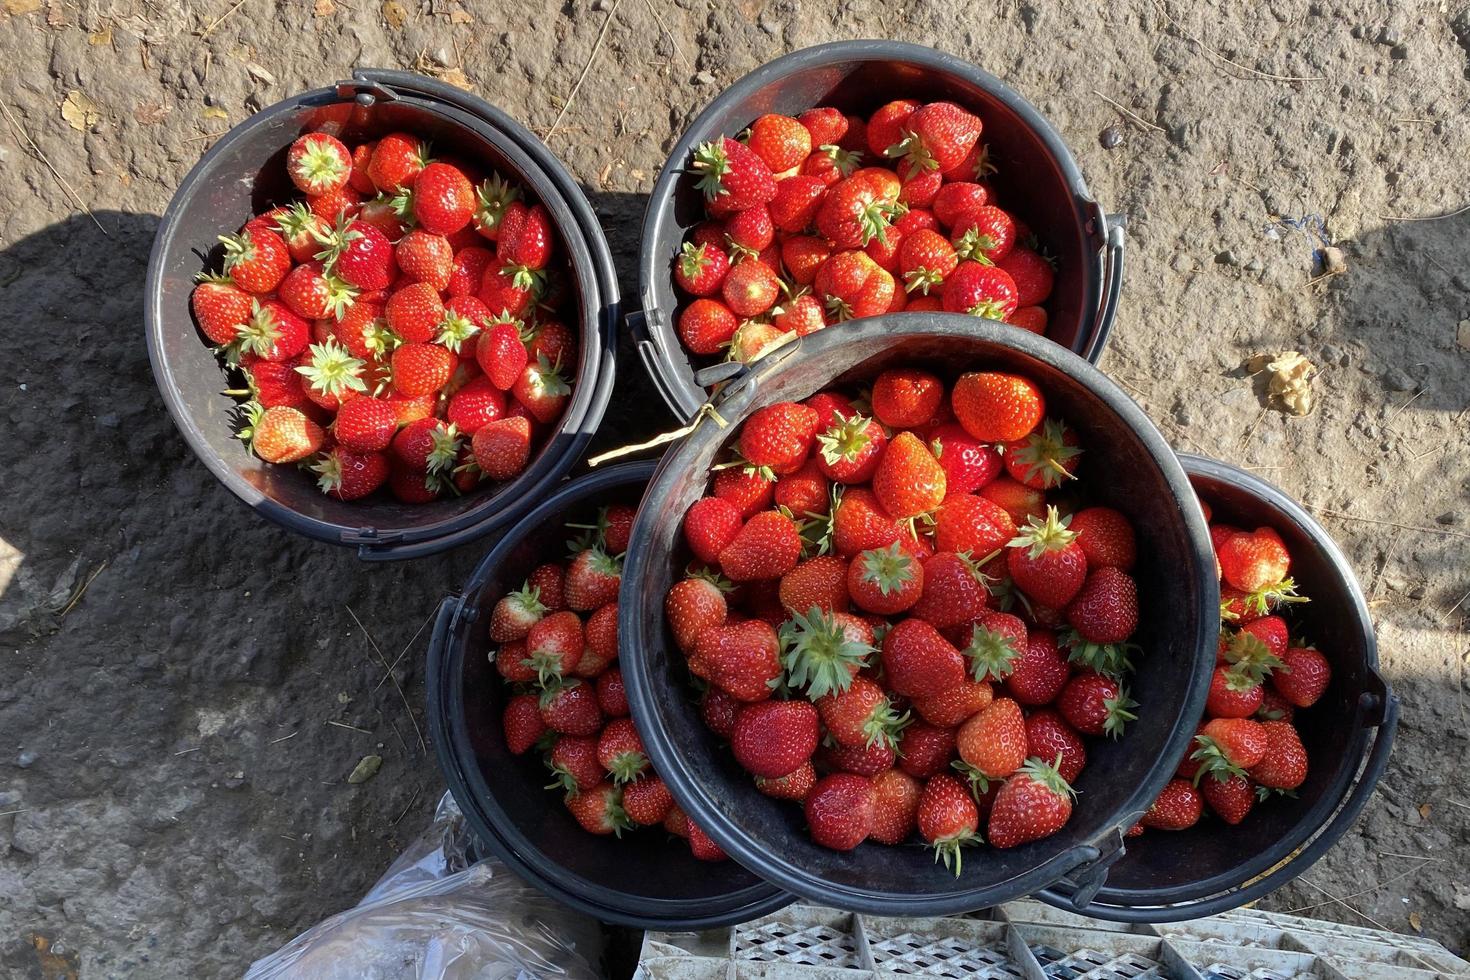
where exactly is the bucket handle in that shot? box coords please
[1040,685,1400,923]
[1086,214,1125,362]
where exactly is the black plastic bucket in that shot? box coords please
[618,314,1214,917]
[1039,454,1398,922]
[425,460,792,928]
[632,40,1125,422]
[145,69,618,560]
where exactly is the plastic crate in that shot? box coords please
[636,900,1470,980]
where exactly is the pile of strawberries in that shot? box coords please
[1134,508,1330,834]
[664,366,1144,871]
[494,506,729,862]
[190,129,577,503]
[673,100,1055,364]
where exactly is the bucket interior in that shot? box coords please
[641,45,1105,419]
[1090,462,1378,900]
[150,88,600,546]
[625,320,1214,911]
[441,470,783,923]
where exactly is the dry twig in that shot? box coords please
[547,0,623,142]
[1093,90,1165,133]
[0,102,107,235]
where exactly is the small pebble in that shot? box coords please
[1245,258,1264,272]
[1215,249,1238,266]
[1378,25,1401,46]
[693,71,716,86]
[1099,124,1124,149]
[1321,246,1347,275]
[16,750,37,768]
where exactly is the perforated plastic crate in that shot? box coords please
[636,900,1470,980]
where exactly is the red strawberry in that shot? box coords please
[565,781,630,836]
[470,416,532,481]
[523,609,585,683]
[769,175,828,233]
[694,620,782,702]
[1274,646,1331,707]
[882,617,967,698]
[898,721,956,779]
[773,459,829,516]
[1065,567,1139,645]
[675,241,730,296]
[987,756,1074,849]
[897,228,959,294]
[718,510,802,582]
[719,259,779,318]
[547,734,603,795]
[595,717,648,783]
[391,417,459,473]
[928,424,1002,495]
[410,161,474,235]
[387,464,443,503]
[1003,419,1082,491]
[773,294,828,336]
[912,679,992,728]
[1057,672,1137,738]
[479,260,536,318]
[270,201,333,263]
[489,583,547,643]
[805,773,875,851]
[779,556,850,614]
[898,168,943,208]
[700,686,741,738]
[287,132,352,194]
[577,602,619,678]
[755,762,817,801]
[692,137,777,211]
[1141,779,1203,830]
[1247,720,1308,790]
[724,205,774,255]
[916,772,979,872]
[1005,628,1073,705]
[1069,507,1137,571]
[447,247,493,299]
[815,169,902,249]
[942,260,1019,319]
[306,184,364,221]
[911,552,990,628]
[933,493,1015,556]
[731,699,819,778]
[884,101,981,175]
[445,376,505,435]
[564,548,621,611]
[673,298,738,357]
[778,607,874,698]
[979,477,1047,527]
[1257,687,1296,723]
[394,229,454,290]
[713,467,775,519]
[623,776,674,825]
[932,182,989,227]
[815,676,905,750]
[781,234,834,284]
[831,487,901,556]
[739,401,820,475]
[502,693,547,755]
[475,318,530,391]
[686,820,727,860]
[498,201,555,276]
[539,680,604,736]
[867,768,922,845]
[390,342,454,397]
[815,413,887,484]
[1008,306,1047,334]
[951,371,1044,442]
[951,205,1017,264]
[366,132,428,193]
[1206,664,1265,719]
[848,543,924,616]
[512,354,571,424]
[1239,615,1290,660]
[1193,717,1269,774]
[813,249,896,321]
[865,100,920,157]
[384,282,445,343]
[356,193,407,241]
[220,229,291,294]
[312,447,389,500]
[683,497,743,565]
[872,432,947,519]
[472,171,521,240]
[870,368,943,428]
[319,219,396,291]
[1218,529,1291,593]
[1006,507,1088,608]
[1200,772,1255,825]
[960,611,1026,684]
[278,261,356,321]
[997,247,1055,307]
[748,113,812,172]
[825,739,897,777]
[596,667,629,718]
[329,396,395,453]
[244,404,324,463]
[798,107,847,146]
[191,276,256,346]
[1024,709,1087,783]
[955,697,1027,787]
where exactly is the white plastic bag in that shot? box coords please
[247,794,603,980]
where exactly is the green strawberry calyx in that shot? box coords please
[1008,505,1078,559]
[963,622,1023,683]
[295,339,368,398]
[778,605,875,700]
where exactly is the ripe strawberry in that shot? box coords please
[539,680,603,736]
[1003,420,1081,492]
[827,489,896,557]
[622,775,674,825]
[355,193,407,240]
[932,182,989,227]
[731,699,819,779]
[892,721,952,780]
[325,396,393,455]
[699,686,742,739]
[798,107,847,146]
[470,416,532,481]
[387,342,452,397]
[713,466,775,519]
[960,611,1025,683]
[898,168,943,208]
[813,250,895,321]
[1069,507,1137,571]
[872,432,947,520]
[498,201,555,278]
[489,583,547,644]
[387,464,443,503]
[805,773,875,851]
[512,353,572,424]
[443,376,504,435]
[864,221,905,272]
[366,132,428,193]
[443,248,492,300]
[1207,664,1265,719]
[1142,779,1203,830]
[825,739,897,777]
[679,498,741,567]
[769,175,828,233]
[1257,687,1296,723]
[191,275,256,346]
[870,368,942,428]
[566,781,630,835]
[674,240,730,296]
[547,734,603,795]
[577,602,619,678]
[219,229,291,295]
[563,547,620,612]
[475,318,529,391]
[956,697,1027,786]
[392,229,453,291]
[815,169,902,249]
[779,607,875,698]
[779,556,850,615]
[471,171,521,240]
[693,620,782,702]
[911,551,990,628]
[523,609,585,683]
[951,205,1017,264]
[1274,646,1331,707]
[1058,672,1137,738]
[847,543,924,615]
[781,234,834,284]
[866,768,922,845]
[997,247,1055,307]
[1024,709,1087,783]
[926,426,999,497]
[244,404,324,463]
[951,371,1044,442]
[390,417,458,474]
[882,617,967,699]
[692,137,777,211]
[1007,306,1047,334]
[383,282,445,343]
[1247,720,1308,790]
[494,637,536,685]
[1193,717,1269,774]
[739,401,820,475]
[1218,530,1292,593]
[409,161,474,235]
[306,184,364,221]
[1200,772,1255,825]
[747,113,812,172]
[930,495,1012,560]
[312,447,389,500]
[1005,628,1073,706]
[987,756,1074,849]
[884,101,981,176]
[719,259,780,318]
[1006,507,1088,608]
[865,100,920,157]
[751,762,815,803]
[897,229,959,294]
[980,479,1047,531]
[814,676,903,750]
[686,819,727,860]
[287,132,352,195]
[917,772,979,872]
[718,510,802,581]
[503,693,547,755]
[911,679,991,729]
[278,262,355,321]
[1239,615,1290,660]
[318,219,396,291]
[942,261,1019,319]
[813,414,885,485]
[772,294,828,336]
[479,260,536,318]
[773,459,829,516]
[593,717,647,783]
[724,205,775,255]
[1065,567,1139,645]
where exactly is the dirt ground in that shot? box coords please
[1,0,1467,976]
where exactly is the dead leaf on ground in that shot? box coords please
[1418,802,1432,820]
[88,25,112,45]
[60,90,101,131]
[29,933,78,980]
[314,0,335,14]
[44,0,63,27]
[202,105,229,121]
[133,102,169,125]
[382,0,407,28]
[2,0,41,14]
[347,754,382,783]
[245,61,275,86]
[435,67,472,90]
[449,5,473,23]
[1247,350,1317,416]
[1408,910,1423,931]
